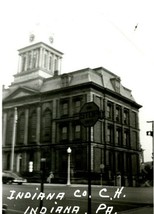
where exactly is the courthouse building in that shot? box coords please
[2,38,142,186]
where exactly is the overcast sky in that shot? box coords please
[1,0,154,161]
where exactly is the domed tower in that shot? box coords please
[11,33,63,89]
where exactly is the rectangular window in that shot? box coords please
[132,131,138,150]
[131,111,137,128]
[61,101,69,116]
[116,127,122,146]
[28,111,37,143]
[17,113,25,144]
[74,100,81,114]
[74,125,81,139]
[107,125,113,144]
[124,108,129,125]
[42,110,51,142]
[107,102,113,120]
[115,105,121,122]
[61,126,68,140]
[124,129,130,147]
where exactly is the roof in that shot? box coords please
[3,66,140,107]
[40,67,136,101]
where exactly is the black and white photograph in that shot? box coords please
[1,0,153,213]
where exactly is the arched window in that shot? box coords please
[28,110,37,143]
[42,109,52,142]
[6,113,14,145]
[17,112,25,144]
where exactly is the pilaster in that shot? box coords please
[2,111,7,146]
[24,108,29,145]
[36,106,41,144]
[35,150,41,171]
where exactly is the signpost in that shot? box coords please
[39,158,46,212]
[79,102,100,214]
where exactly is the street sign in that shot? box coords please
[79,102,99,127]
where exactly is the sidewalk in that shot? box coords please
[119,206,153,214]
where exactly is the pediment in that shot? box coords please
[3,86,39,101]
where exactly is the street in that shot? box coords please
[2,184,153,214]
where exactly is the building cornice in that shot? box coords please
[3,81,142,109]
[18,42,64,56]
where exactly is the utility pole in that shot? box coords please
[147,121,154,160]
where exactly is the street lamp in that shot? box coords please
[67,147,72,185]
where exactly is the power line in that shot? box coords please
[100,13,143,54]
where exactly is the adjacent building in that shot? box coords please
[2,39,142,186]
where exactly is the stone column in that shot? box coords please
[39,47,43,68]
[51,54,55,74]
[24,108,29,145]
[17,54,22,73]
[35,49,39,68]
[2,111,7,146]
[25,52,28,71]
[29,50,33,69]
[58,57,62,75]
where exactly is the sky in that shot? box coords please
[0,0,154,161]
